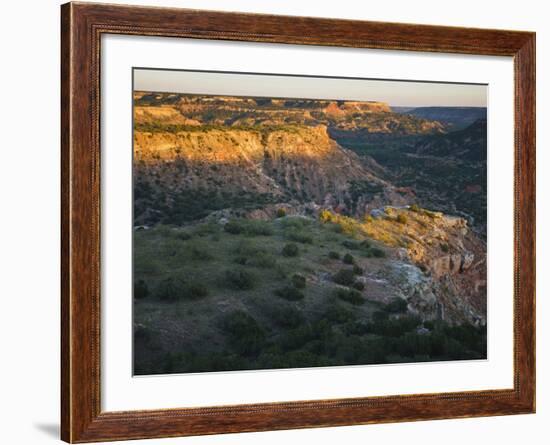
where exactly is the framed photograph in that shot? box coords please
[61,2,535,442]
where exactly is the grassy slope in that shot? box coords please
[134,215,486,375]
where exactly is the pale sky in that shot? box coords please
[134,68,487,108]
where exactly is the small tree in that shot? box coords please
[291,274,306,289]
[282,243,299,257]
[343,253,355,264]
[333,268,355,286]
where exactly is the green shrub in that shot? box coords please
[282,243,299,257]
[233,256,248,265]
[333,268,355,286]
[193,222,220,237]
[352,264,363,275]
[371,315,422,337]
[270,306,304,328]
[244,220,274,236]
[410,204,421,213]
[174,231,192,240]
[224,219,273,236]
[225,269,255,290]
[224,220,244,234]
[342,240,360,250]
[222,311,266,356]
[183,282,209,300]
[343,253,355,264]
[328,251,340,260]
[155,277,186,302]
[335,288,365,305]
[286,230,313,244]
[276,208,287,218]
[423,320,435,330]
[154,277,208,301]
[134,279,149,299]
[291,273,306,289]
[324,304,356,323]
[370,247,385,258]
[190,244,214,261]
[352,281,365,291]
[440,243,450,253]
[372,310,389,322]
[249,253,277,268]
[274,286,305,301]
[279,216,312,229]
[360,240,371,249]
[384,298,408,313]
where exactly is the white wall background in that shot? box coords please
[0,0,546,444]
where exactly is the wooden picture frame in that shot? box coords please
[61,2,535,442]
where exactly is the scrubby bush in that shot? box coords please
[279,216,312,229]
[384,297,408,313]
[270,305,304,328]
[343,253,355,264]
[134,279,149,299]
[342,240,360,250]
[328,251,340,260]
[154,277,209,301]
[324,304,356,323]
[183,281,209,300]
[224,220,244,234]
[224,219,274,236]
[372,310,389,322]
[370,247,385,258]
[222,311,266,356]
[352,264,363,275]
[286,230,313,244]
[244,220,274,236]
[193,222,220,237]
[155,277,186,302]
[282,243,299,257]
[423,320,435,330]
[174,231,192,241]
[335,288,365,305]
[371,315,422,337]
[249,253,277,268]
[276,208,287,218]
[333,268,355,286]
[291,273,306,289]
[440,243,450,253]
[360,240,371,249]
[225,269,255,290]
[190,244,214,261]
[352,281,365,291]
[274,286,305,301]
[410,204,421,213]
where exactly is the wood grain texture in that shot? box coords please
[60,2,536,442]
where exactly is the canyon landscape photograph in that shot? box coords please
[132,70,487,375]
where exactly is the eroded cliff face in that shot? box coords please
[134,124,412,221]
[374,208,487,325]
[319,207,486,326]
